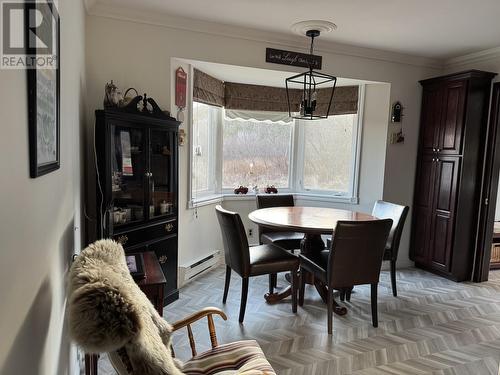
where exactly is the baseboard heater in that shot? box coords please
[179,250,221,286]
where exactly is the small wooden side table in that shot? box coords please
[85,251,167,375]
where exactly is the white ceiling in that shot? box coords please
[187,60,377,88]
[92,0,500,59]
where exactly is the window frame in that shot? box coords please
[220,112,295,194]
[188,84,365,206]
[189,101,222,206]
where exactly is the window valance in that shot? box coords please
[193,68,225,107]
[193,68,359,114]
[225,82,358,115]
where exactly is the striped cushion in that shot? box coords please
[182,340,275,375]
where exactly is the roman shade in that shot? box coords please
[225,82,359,115]
[193,68,359,114]
[193,68,225,107]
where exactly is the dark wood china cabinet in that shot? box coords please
[94,107,180,304]
[410,70,496,281]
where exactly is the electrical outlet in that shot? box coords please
[248,228,253,237]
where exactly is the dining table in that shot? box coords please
[248,206,378,315]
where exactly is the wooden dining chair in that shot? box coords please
[256,194,304,293]
[215,205,299,323]
[299,219,393,334]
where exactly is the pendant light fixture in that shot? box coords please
[286,22,337,120]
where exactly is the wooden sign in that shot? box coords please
[266,48,322,69]
[175,67,187,108]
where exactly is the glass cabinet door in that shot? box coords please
[149,129,176,218]
[110,124,147,227]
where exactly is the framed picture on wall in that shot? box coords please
[26,0,60,178]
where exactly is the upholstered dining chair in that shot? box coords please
[68,239,276,375]
[371,200,409,297]
[256,194,304,293]
[216,205,299,323]
[299,219,393,334]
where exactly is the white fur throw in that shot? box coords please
[68,239,184,375]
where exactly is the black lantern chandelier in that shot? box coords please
[285,29,337,120]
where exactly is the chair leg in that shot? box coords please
[345,286,353,302]
[223,266,231,304]
[268,273,277,294]
[371,283,378,328]
[339,289,345,302]
[239,277,249,323]
[291,268,298,313]
[327,287,333,334]
[298,268,306,306]
[390,259,397,297]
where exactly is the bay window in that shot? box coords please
[189,86,363,205]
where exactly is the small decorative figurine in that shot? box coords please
[264,185,278,194]
[104,80,122,108]
[234,186,249,194]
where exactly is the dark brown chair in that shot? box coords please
[329,200,410,299]
[256,194,304,293]
[215,205,299,323]
[371,200,409,297]
[299,219,393,334]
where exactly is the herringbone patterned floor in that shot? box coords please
[99,267,500,374]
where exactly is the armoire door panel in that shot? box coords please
[439,80,466,155]
[429,156,460,272]
[435,159,457,211]
[420,87,442,153]
[431,212,452,270]
[415,155,436,208]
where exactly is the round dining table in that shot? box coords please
[248,206,378,315]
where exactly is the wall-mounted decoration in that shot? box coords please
[178,128,186,146]
[391,101,403,122]
[27,0,60,178]
[175,67,187,109]
[266,47,322,69]
[389,101,405,144]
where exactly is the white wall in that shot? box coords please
[0,1,86,374]
[85,11,442,269]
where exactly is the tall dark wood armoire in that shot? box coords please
[94,105,180,304]
[410,70,496,281]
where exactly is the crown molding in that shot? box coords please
[444,46,500,69]
[86,3,444,70]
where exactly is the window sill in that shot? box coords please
[222,193,358,204]
[188,192,358,209]
[188,194,223,208]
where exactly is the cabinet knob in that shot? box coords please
[165,223,174,232]
[159,255,168,264]
[433,148,436,152]
[116,235,128,245]
[437,148,441,152]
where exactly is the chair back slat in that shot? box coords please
[372,200,409,260]
[328,219,393,288]
[187,324,197,357]
[207,314,218,348]
[215,205,251,277]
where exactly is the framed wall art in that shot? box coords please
[26,0,60,177]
